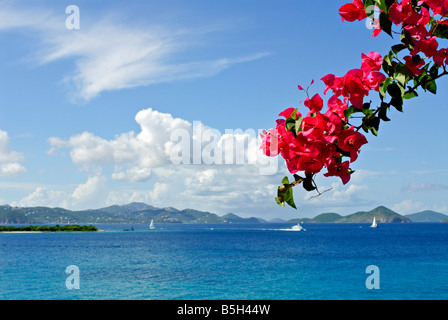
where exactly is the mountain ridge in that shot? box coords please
[0,202,265,224]
[289,206,411,223]
[404,210,448,222]
[0,203,445,224]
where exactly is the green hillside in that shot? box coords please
[405,210,448,222]
[289,206,411,223]
[338,206,410,223]
[0,203,265,224]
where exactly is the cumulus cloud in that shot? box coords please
[48,108,275,182]
[13,174,107,210]
[392,199,426,214]
[0,130,26,176]
[48,108,192,176]
[306,181,370,205]
[46,107,283,213]
[0,4,269,101]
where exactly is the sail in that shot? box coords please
[149,220,155,229]
[370,217,377,228]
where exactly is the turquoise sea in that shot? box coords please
[1,223,448,300]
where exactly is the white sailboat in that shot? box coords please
[370,217,377,228]
[149,219,156,230]
[291,221,306,231]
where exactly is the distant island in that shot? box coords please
[0,224,98,232]
[292,206,412,223]
[0,203,447,224]
[0,202,265,224]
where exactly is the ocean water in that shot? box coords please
[1,222,448,300]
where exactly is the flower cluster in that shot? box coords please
[262,0,448,209]
[341,0,448,74]
[389,0,448,69]
[321,52,386,109]
[261,53,383,186]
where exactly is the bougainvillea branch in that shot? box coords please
[261,0,448,209]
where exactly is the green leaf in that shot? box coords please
[425,80,437,94]
[383,51,394,67]
[366,117,380,136]
[343,106,359,119]
[378,102,391,121]
[285,117,296,134]
[395,72,407,88]
[390,96,403,112]
[379,77,392,98]
[284,187,297,209]
[362,107,374,116]
[302,178,316,192]
[387,82,402,99]
[290,108,299,120]
[404,89,418,100]
[294,117,303,135]
[379,12,393,37]
[374,0,387,13]
[429,63,440,78]
[275,196,285,207]
[433,24,448,40]
[391,44,406,54]
[400,29,413,47]
[364,0,375,18]
[281,176,290,185]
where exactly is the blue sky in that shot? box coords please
[0,0,447,220]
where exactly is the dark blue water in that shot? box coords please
[1,223,448,300]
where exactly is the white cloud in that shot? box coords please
[13,174,107,210]
[13,187,71,209]
[392,199,425,214]
[303,180,371,212]
[48,107,275,181]
[0,4,269,101]
[46,107,285,213]
[49,108,192,173]
[0,163,26,176]
[0,130,26,176]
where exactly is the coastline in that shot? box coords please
[0,229,105,233]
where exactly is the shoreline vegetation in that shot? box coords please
[0,224,98,233]
[0,203,447,224]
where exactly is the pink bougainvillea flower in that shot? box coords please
[361,52,383,75]
[422,0,448,16]
[367,71,387,91]
[297,156,324,174]
[403,55,425,76]
[321,74,338,95]
[339,0,367,22]
[411,37,439,59]
[324,158,351,185]
[326,95,349,122]
[389,0,422,25]
[340,69,370,109]
[336,126,368,162]
[278,107,301,119]
[404,24,430,41]
[304,93,324,114]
